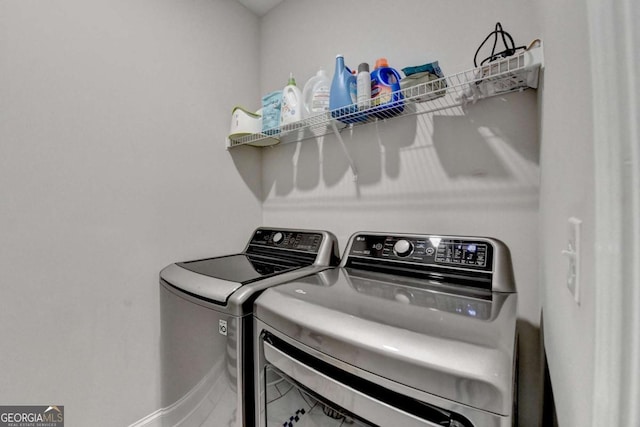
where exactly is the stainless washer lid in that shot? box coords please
[254,267,518,416]
[160,228,340,309]
[160,262,246,303]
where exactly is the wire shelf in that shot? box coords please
[227,44,543,149]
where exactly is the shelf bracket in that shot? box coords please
[330,120,358,181]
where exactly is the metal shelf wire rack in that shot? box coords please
[226,44,542,151]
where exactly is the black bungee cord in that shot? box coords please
[474,22,527,67]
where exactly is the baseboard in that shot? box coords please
[128,359,231,427]
[128,408,163,427]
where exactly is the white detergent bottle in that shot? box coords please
[302,68,331,118]
[280,72,302,126]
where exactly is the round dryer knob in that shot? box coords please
[393,239,413,257]
[272,232,284,244]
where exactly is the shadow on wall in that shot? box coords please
[227,145,263,200]
[434,95,540,179]
[324,112,417,187]
[434,114,512,178]
[256,90,539,205]
[260,111,417,197]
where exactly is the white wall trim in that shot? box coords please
[588,0,640,425]
[128,408,163,427]
[128,359,228,427]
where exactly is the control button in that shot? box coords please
[272,232,284,244]
[426,247,435,256]
[393,239,414,257]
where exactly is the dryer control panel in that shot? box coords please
[347,234,493,271]
[250,229,323,253]
[344,233,516,292]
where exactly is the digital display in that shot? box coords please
[435,242,488,267]
[292,233,321,251]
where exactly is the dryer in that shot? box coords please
[160,227,339,427]
[254,232,518,427]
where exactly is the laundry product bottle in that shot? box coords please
[280,73,302,126]
[370,57,404,118]
[302,68,331,118]
[330,55,365,123]
[261,90,282,135]
[356,62,371,110]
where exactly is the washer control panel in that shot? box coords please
[347,234,493,271]
[250,229,323,253]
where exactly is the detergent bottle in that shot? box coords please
[280,73,302,126]
[370,58,404,118]
[302,68,331,118]
[330,54,363,123]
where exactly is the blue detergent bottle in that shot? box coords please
[370,57,404,118]
[330,55,364,124]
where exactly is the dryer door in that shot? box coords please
[259,334,472,427]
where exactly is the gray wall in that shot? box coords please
[538,0,596,426]
[0,0,602,425]
[259,0,542,425]
[0,0,261,425]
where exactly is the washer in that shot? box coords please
[254,232,518,427]
[160,227,339,427]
